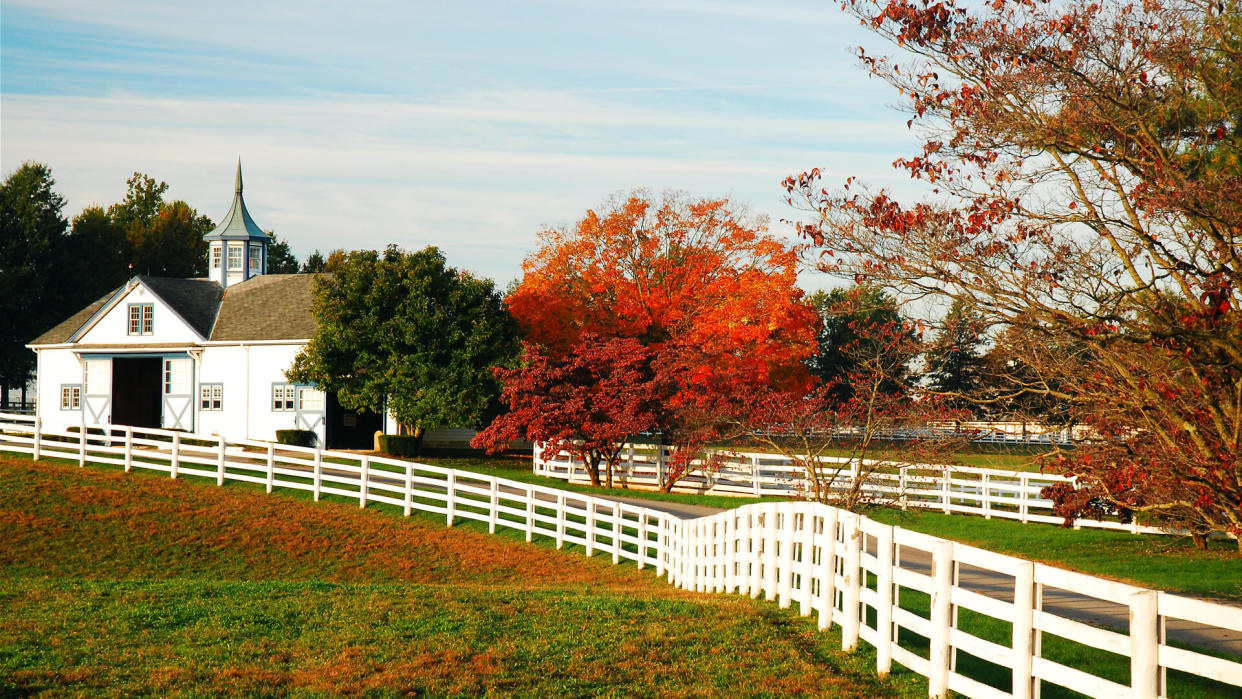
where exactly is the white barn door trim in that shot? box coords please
[82,358,111,426]
[162,357,193,431]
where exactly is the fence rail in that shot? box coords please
[534,443,1178,535]
[2,413,1238,698]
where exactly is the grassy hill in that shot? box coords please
[0,456,923,697]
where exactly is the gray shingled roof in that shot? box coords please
[29,273,317,346]
[29,290,118,345]
[209,274,318,341]
[139,276,224,338]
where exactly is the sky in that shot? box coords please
[1,0,930,292]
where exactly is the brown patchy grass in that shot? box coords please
[0,455,924,698]
[0,455,662,588]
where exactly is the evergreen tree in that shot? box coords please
[924,299,987,415]
[0,162,68,407]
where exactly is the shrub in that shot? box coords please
[377,434,421,457]
[275,429,317,448]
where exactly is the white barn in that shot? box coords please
[27,165,382,448]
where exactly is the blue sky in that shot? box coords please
[1,0,928,290]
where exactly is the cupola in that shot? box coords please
[205,160,270,288]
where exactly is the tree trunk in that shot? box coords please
[1191,532,1208,551]
[585,454,602,487]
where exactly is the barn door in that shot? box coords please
[82,359,111,426]
[294,386,325,435]
[162,357,193,431]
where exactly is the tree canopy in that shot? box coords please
[787,0,1242,542]
[497,192,818,490]
[0,163,68,403]
[288,246,519,433]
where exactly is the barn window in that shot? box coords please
[128,304,154,335]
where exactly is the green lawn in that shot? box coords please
[865,508,1242,602]
[0,455,923,698]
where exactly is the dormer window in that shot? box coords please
[128,303,154,335]
[249,245,262,271]
[227,244,243,271]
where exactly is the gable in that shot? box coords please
[73,278,221,345]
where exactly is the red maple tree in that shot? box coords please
[496,192,819,491]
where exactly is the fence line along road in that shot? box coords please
[534,443,1181,536]
[2,413,1239,699]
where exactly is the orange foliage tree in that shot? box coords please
[500,192,819,491]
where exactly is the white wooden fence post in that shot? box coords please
[402,464,413,516]
[763,505,779,601]
[899,467,908,511]
[32,418,41,461]
[1019,474,1029,523]
[585,498,596,557]
[752,455,761,496]
[1129,590,1159,699]
[875,525,895,676]
[170,431,180,479]
[612,504,621,565]
[798,506,815,616]
[216,436,226,485]
[657,446,667,490]
[488,477,498,533]
[555,492,565,549]
[929,540,955,698]
[1012,561,1036,699]
[525,484,535,542]
[818,507,838,631]
[78,421,86,467]
[446,471,456,526]
[982,472,991,519]
[532,442,541,475]
[640,511,650,571]
[265,443,275,492]
[313,448,323,501]
[654,514,665,577]
[778,508,795,609]
[723,512,735,593]
[747,509,761,598]
[942,467,951,514]
[359,455,370,508]
[124,427,133,473]
[841,514,862,651]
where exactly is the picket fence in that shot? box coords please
[534,443,1176,535]
[1,413,1239,699]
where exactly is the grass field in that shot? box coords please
[0,455,926,697]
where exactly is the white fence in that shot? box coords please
[534,443,1176,535]
[2,413,1239,698]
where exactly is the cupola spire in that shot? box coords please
[235,158,243,194]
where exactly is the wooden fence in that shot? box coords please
[534,443,1177,535]
[2,413,1239,698]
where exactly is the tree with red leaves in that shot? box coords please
[788,0,1241,545]
[498,191,819,491]
[472,335,659,488]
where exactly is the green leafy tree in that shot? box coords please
[265,232,300,273]
[300,249,326,273]
[64,206,131,302]
[0,162,67,407]
[807,286,916,403]
[924,299,987,416]
[288,245,519,441]
[108,172,212,277]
